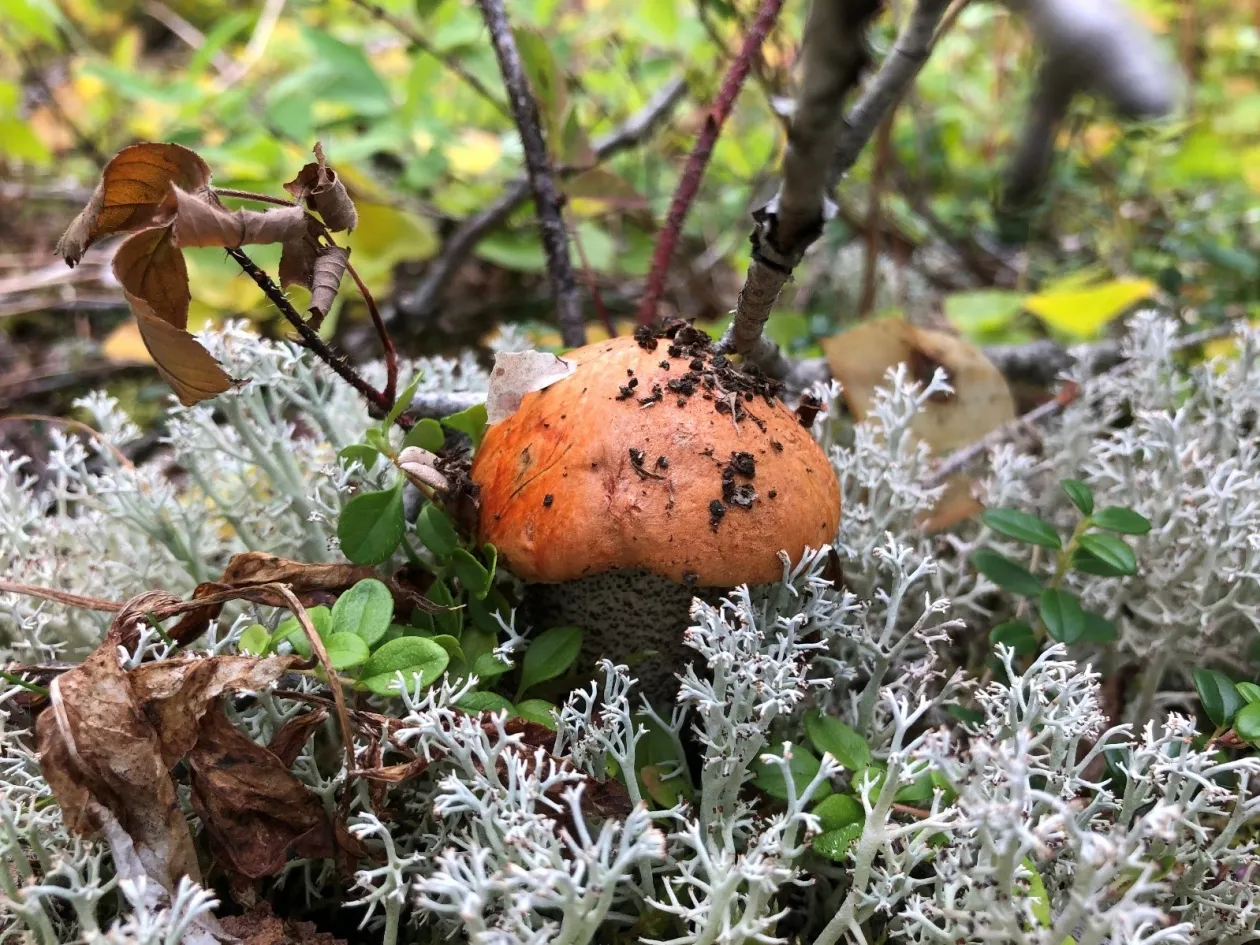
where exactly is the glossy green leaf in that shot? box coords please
[359,636,450,696]
[338,443,379,470]
[426,577,463,638]
[1236,682,1260,705]
[1025,857,1053,927]
[1234,701,1260,746]
[451,547,492,600]
[518,625,583,697]
[331,578,394,647]
[813,793,865,832]
[1077,534,1137,577]
[991,620,1038,655]
[324,631,370,670]
[1079,611,1119,643]
[515,699,559,730]
[970,549,1043,597]
[384,373,424,430]
[279,606,333,659]
[1061,479,1094,516]
[803,712,871,772]
[442,402,489,449]
[403,418,445,452]
[415,502,460,558]
[471,651,514,680]
[752,744,831,802]
[812,824,863,861]
[425,633,465,663]
[1071,547,1132,578]
[338,484,405,565]
[238,624,270,656]
[457,692,515,715]
[1039,588,1086,644]
[981,509,1062,549]
[1092,507,1152,535]
[1193,667,1245,728]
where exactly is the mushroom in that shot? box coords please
[470,324,841,703]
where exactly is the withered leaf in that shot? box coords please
[307,245,350,325]
[56,143,212,266]
[113,225,191,329]
[187,707,366,879]
[267,709,329,767]
[133,301,237,407]
[563,167,647,208]
[485,350,577,424]
[129,654,301,768]
[277,219,321,291]
[282,142,357,232]
[171,186,309,249]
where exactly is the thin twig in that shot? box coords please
[636,0,787,327]
[925,321,1239,486]
[344,259,398,406]
[347,0,511,118]
[213,188,296,207]
[566,208,616,338]
[214,0,287,90]
[0,415,135,470]
[397,77,686,321]
[0,579,125,613]
[858,116,894,316]
[142,1,234,75]
[475,0,585,348]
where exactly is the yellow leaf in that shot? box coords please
[446,130,504,177]
[1023,278,1157,340]
[101,321,152,364]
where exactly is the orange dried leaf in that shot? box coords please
[56,143,212,265]
[132,301,236,406]
[283,142,358,232]
[113,225,190,329]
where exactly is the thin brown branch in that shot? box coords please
[344,259,398,406]
[347,0,511,119]
[213,188,296,207]
[636,0,788,327]
[0,579,125,613]
[474,0,585,347]
[858,116,894,316]
[396,77,686,322]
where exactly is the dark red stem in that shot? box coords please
[344,259,398,406]
[636,0,786,326]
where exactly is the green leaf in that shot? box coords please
[331,578,394,647]
[384,374,424,430]
[403,418,445,452]
[1237,682,1260,705]
[300,24,393,116]
[856,763,887,806]
[943,289,1026,340]
[359,637,450,696]
[426,633,465,663]
[515,699,559,730]
[1077,534,1137,577]
[1061,479,1094,516]
[324,632,370,670]
[518,626,583,697]
[1079,611,1119,643]
[812,824,863,861]
[238,624,270,656]
[1092,507,1152,535]
[1234,701,1260,746]
[338,443,379,470]
[946,704,985,727]
[482,543,498,584]
[813,793,865,832]
[468,587,508,636]
[471,652,513,680]
[415,503,461,558]
[441,402,488,450]
[970,549,1043,597]
[991,620,1038,655]
[752,744,831,802]
[895,770,936,804]
[338,484,405,565]
[981,509,1062,549]
[1193,667,1245,728]
[364,427,391,455]
[427,577,463,638]
[279,606,333,658]
[803,713,871,772]
[1024,857,1053,928]
[450,548,491,600]
[458,692,515,715]
[1071,547,1132,578]
[1039,588,1086,644]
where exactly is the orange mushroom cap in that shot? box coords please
[470,328,841,587]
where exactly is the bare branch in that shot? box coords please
[396,77,686,321]
[636,0,789,326]
[474,0,584,347]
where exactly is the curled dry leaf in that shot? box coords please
[113,225,191,328]
[170,186,308,249]
[485,350,577,424]
[131,301,237,407]
[36,594,298,894]
[56,142,212,266]
[186,707,369,880]
[823,319,1015,532]
[267,708,329,767]
[308,245,350,325]
[282,142,358,232]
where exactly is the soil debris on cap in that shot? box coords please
[656,456,669,469]
[543,494,553,507]
[638,384,663,408]
[633,325,659,351]
[708,499,726,529]
[796,393,822,428]
[729,451,756,478]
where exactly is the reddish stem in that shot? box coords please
[345,259,398,406]
[636,0,786,326]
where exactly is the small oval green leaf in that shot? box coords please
[991,620,1038,655]
[441,402,488,450]
[518,625,583,697]
[1193,667,1245,728]
[812,792,864,831]
[812,823,863,861]
[403,417,444,452]
[451,547,492,600]
[238,623,270,656]
[803,712,871,772]
[1092,506,1152,535]
[338,484,405,565]
[331,578,394,647]
[1236,681,1260,705]
[457,692,515,715]
[1061,479,1094,516]
[970,549,1043,597]
[324,631,370,670]
[1039,588,1086,644]
[1077,534,1137,577]
[338,443,379,470]
[514,698,559,730]
[752,743,831,802]
[981,508,1062,548]
[1234,701,1260,746]
[359,636,449,696]
[415,503,460,558]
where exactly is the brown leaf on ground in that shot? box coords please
[56,143,212,265]
[220,901,348,945]
[282,143,357,232]
[267,709,329,767]
[132,301,237,407]
[113,225,191,329]
[186,707,367,879]
[307,245,350,325]
[171,186,309,249]
[355,756,430,784]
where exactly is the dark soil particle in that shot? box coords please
[634,325,659,351]
[656,456,669,469]
[709,500,726,528]
[668,344,684,358]
[728,483,756,508]
[543,494,553,507]
[638,384,663,407]
[768,490,777,499]
[629,447,645,466]
[660,360,670,370]
[796,394,822,428]
[730,451,756,477]
[682,571,699,587]
[770,439,783,452]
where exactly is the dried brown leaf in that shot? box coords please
[113,225,191,329]
[485,350,577,424]
[170,186,309,249]
[220,902,348,945]
[267,709,329,767]
[277,221,320,291]
[355,757,430,784]
[187,707,366,879]
[132,301,236,407]
[56,143,211,266]
[282,142,357,232]
[307,245,349,325]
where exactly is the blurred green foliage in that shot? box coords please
[2,0,1258,350]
